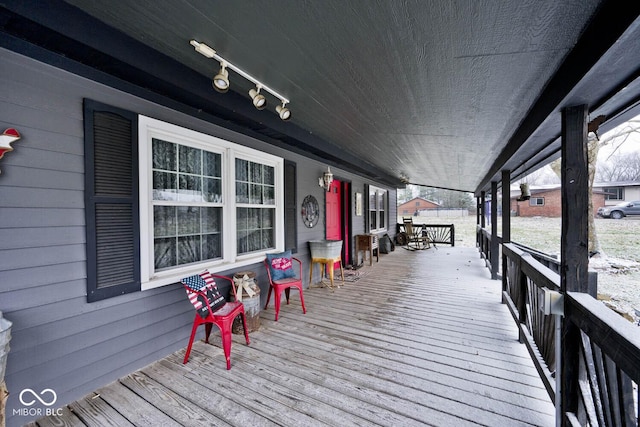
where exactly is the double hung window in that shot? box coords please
[139,116,284,289]
[235,158,276,254]
[151,138,223,270]
[368,186,388,233]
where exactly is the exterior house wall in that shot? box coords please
[595,184,640,206]
[592,193,606,215]
[397,197,439,216]
[624,187,640,201]
[511,189,563,217]
[510,189,605,217]
[0,48,396,426]
[605,186,640,204]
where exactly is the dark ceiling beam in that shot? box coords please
[475,1,640,195]
[0,0,402,187]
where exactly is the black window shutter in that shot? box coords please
[84,99,140,302]
[284,160,298,253]
[364,184,370,233]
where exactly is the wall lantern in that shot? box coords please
[318,167,333,191]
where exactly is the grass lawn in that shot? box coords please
[400,214,640,318]
[403,214,640,261]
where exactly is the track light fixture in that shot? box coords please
[276,102,291,121]
[190,40,291,120]
[249,85,266,110]
[191,41,216,58]
[213,62,230,93]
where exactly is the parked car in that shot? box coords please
[597,201,640,219]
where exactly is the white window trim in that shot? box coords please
[139,115,284,290]
[369,185,388,233]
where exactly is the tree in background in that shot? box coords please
[436,189,474,209]
[550,116,640,257]
[397,186,414,205]
[518,166,560,185]
[398,184,473,209]
[596,151,640,181]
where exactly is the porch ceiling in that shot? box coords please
[3,1,640,192]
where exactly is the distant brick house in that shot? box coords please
[398,197,440,216]
[510,185,606,217]
[593,181,640,206]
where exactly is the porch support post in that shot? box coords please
[478,191,486,249]
[475,196,480,247]
[559,104,589,426]
[501,170,511,295]
[480,191,486,228]
[490,181,499,280]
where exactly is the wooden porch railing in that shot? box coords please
[477,226,489,259]
[423,224,455,246]
[502,243,559,398]
[501,242,640,426]
[511,242,560,275]
[564,292,640,426]
[396,223,455,246]
[476,226,501,273]
[511,242,599,292]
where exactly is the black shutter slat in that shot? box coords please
[364,184,370,232]
[95,203,134,289]
[94,113,133,196]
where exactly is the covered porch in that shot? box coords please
[2,2,640,426]
[34,247,555,427]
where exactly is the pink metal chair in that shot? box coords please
[182,273,250,369]
[263,257,307,321]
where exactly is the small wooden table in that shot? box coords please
[309,256,344,290]
[356,234,378,266]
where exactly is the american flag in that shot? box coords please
[182,271,225,316]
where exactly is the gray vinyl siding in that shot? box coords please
[0,47,395,427]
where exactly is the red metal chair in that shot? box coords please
[263,257,307,321]
[182,274,250,369]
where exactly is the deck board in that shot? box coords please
[67,393,134,426]
[96,381,182,427]
[119,371,228,426]
[35,246,555,426]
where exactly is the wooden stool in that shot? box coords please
[356,234,378,266]
[309,256,344,290]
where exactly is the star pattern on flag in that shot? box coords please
[181,271,226,317]
[182,274,207,292]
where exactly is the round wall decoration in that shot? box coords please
[301,195,319,228]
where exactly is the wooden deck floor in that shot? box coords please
[34,246,555,427]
